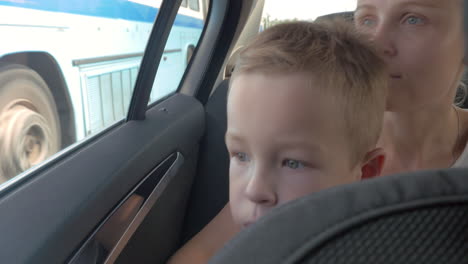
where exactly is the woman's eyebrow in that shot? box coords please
[355,4,376,13]
[398,1,440,9]
[356,1,440,13]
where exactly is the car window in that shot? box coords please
[188,0,200,12]
[226,0,356,78]
[0,0,208,188]
[261,0,355,27]
[149,0,205,103]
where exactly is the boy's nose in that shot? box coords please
[244,167,277,206]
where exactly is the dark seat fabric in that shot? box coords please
[180,80,230,243]
[209,168,468,264]
[458,73,468,108]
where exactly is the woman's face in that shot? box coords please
[355,0,464,111]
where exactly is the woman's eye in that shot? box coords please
[234,152,250,162]
[356,17,376,28]
[405,16,424,25]
[363,18,376,26]
[282,159,305,170]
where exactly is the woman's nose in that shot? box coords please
[372,25,398,58]
[244,166,277,206]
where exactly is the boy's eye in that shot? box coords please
[282,159,305,170]
[404,16,424,25]
[234,152,250,162]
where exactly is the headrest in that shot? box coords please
[209,168,468,263]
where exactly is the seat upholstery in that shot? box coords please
[181,80,230,243]
[209,168,468,264]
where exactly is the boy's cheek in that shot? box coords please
[278,183,321,205]
[336,163,363,183]
[276,169,354,205]
[229,165,252,226]
[276,171,322,202]
[229,166,245,208]
[229,162,250,191]
[319,160,362,187]
[228,184,247,226]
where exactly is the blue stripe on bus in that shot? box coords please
[0,0,204,29]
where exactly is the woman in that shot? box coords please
[168,0,468,263]
[354,0,468,174]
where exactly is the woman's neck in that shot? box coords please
[378,104,463,175]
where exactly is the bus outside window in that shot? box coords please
[0,0,207,185]
[189,0,200,12]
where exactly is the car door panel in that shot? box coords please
[115,149,199,264]
[70,152,190,264]
[0,94,204,263]
[0,0,266,262]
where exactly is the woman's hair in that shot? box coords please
[230,20,388,163]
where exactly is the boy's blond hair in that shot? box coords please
[231,21,387,165]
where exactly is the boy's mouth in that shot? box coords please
[390,74,402,79]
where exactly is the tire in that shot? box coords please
[0,64,61,182]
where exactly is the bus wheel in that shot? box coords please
[0,64,61,181]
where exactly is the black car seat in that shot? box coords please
[180,79,230,243]
[209,168,468,264]
[457,72,468,108]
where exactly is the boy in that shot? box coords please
[169,20,387,263]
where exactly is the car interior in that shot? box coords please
[0,0,264,263]
[208,6,468,264]
[0,0,467,263]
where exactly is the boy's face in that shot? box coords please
[226,72,363,228]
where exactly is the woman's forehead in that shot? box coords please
[356,0,449,9]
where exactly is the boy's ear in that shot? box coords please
[360,148,386,180]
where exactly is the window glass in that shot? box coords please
[148,1,206,103]
[261,0,355,28]
[188,0,200,12]
[181,0,188,7]
[0,0,207,188]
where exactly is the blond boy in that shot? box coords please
[169,20,387,263]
